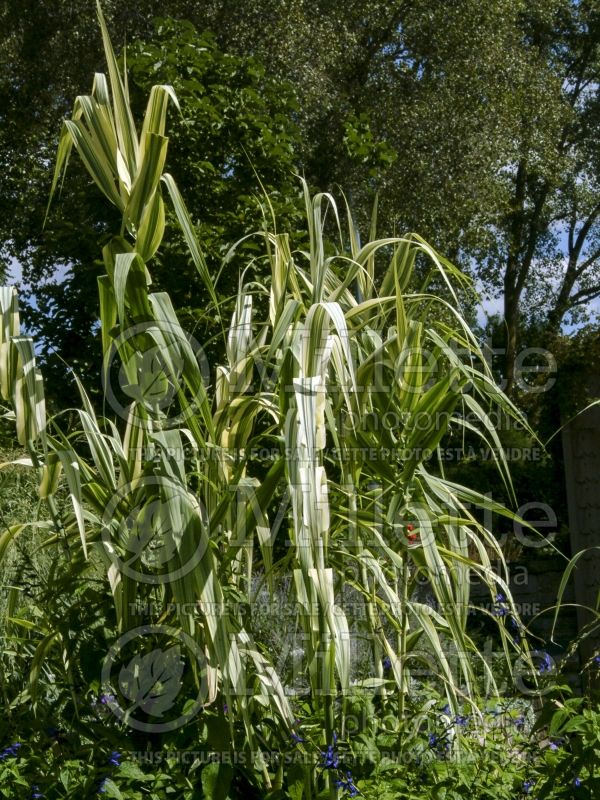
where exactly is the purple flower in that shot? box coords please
[382,656,392,670]
[428,733,438,748]
[30,787,44,799]
[515,714,526,731]
[523,779,535,794]
[495,593,505,602]
[99,694,116,706]
[108,751,121,767]
[454,714,469,727]
[291,731,305,744]
[96,777,108,795]
[574,776,582,788]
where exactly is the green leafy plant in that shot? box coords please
[0,3,545,797]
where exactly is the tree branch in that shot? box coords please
[569,284,600,306]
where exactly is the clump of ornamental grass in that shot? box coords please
[0,2,541,793]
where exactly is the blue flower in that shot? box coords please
[574,776,582,788]
[382,656,392,670]
[594,655,600,666]
[108,751,121,767]
[0,742,22,760]
[335,771,359,797]
[492,595,508,616]
[291,731,305,744]
[320,733,339,769]
[96,777,108,795]
[428,732,450,756]
[537,652,553,674]
[515,714,526,731]
[31,787,44,799]
[321,746,339,768]
[454,714,469,727]
[548,738,564,751]
[523,779,535,794]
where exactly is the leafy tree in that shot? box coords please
[126,18,304,309]
[204,1,600,392]
[502,1,600,391]
[4,11,304,405]
[3,0,599,402]
[0,0,181,398]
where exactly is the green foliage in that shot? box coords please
[125,18,305,307]
[4,1,600,404]
[530,694,600,799]
[1,5,598,800]
[8,12,305,408]
[0,0,540,766]
[343,113,397,181]
[1,686,598,798]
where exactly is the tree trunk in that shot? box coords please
[503,280,520,395]
[503,159,527,396]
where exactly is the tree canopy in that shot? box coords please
[1,0,599,399]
